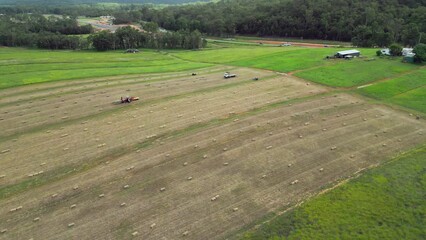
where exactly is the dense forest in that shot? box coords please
[0,0,210,5]
[0,13,205,50]
[142,0,426,47]
[0,0,425,49]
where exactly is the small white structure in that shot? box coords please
[402,48,413,56]
[380,48,391,56]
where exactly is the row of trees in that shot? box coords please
[0,13,205,50]
[138,0,425,47]
[1,0,425,49]
[90,26,205,51]
[0,14,92,49]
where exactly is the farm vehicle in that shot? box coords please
[113,96,140,104]
[224,72,237,79]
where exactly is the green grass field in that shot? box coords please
[173,46,375,73]
[230,48,345,72]
[357,68,426,113]
[241,146,426,240]
[0,48,210,89]
[294,57,419,87]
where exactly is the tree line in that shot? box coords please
[1,0,425,48]
[140,0,425,47]
[90,27,205,51]
[0,14,92,49]
[0,13,205,50]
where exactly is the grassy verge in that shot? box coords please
[357,68,426,113]
[240,146,426,240]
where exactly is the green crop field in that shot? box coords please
[172,45,305,63]
[240,146,426,240]
[173,45,384,74]
[230,48,346,72]
[294,57,419,87]
[0,48,210,89]
[357,68,426,113]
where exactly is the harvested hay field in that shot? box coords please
[0,67,425,240]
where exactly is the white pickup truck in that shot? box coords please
[224,72,237,78]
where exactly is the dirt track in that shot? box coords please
[0,68,425,240]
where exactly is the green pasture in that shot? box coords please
[173,45,382,74]
[241,147,426,240]
[0,48,210,89]
[231,48,345,72]
[357,68,426,113]
[172,45,305,63]
[294,57,419,87]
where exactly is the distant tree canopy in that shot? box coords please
[1,0,425,49]
[0,0,210,5]
[89,27,205,51]
[140,0,425,47]
[0,14,92,49]
[0,12,205,50]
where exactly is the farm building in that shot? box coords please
[335,49,361,58]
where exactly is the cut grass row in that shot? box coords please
[240,146,426,240]
[0,89,328,200]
